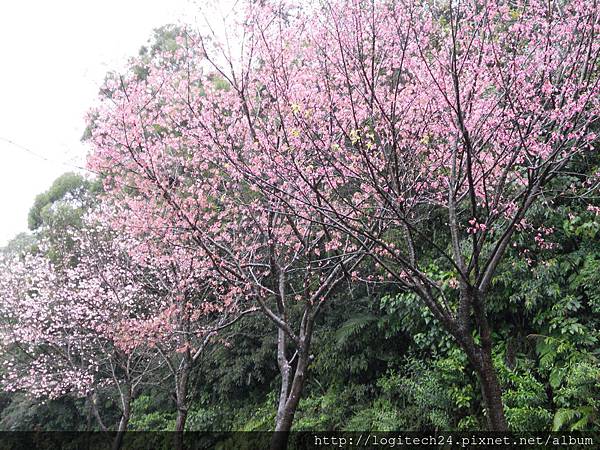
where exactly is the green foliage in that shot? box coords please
[535,337,600,431]
[496,356,551,431]
[294,384,372,431]
[199,313,279,402]
[1,232,36,257]
[342,397,405,432]
[27,172,96,231]
[233,393,277,432]
[380,291,454,352]
[185,405,221,431]
[334,313,378,348]
[0,394,87,431]
[128,395,175,431]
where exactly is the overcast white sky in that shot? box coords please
[0,0,202,246]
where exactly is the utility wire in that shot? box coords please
[0,136,94,174]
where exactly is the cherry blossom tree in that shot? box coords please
[111,233,257,444]
[0,221,163,449]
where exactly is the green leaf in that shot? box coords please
[549,369,563,389]
[553,409,577,431]
[334,314,378,347]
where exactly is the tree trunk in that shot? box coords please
[464,289,509,431]
[456,335,508,431]
[174,363,190,450]
[176,407,188,433]
[475,343,508,431]
[89,392,109,432]
[111,398,131,450]
[275,327,291,427]
[270,350,310,450]
[174,408,188,450]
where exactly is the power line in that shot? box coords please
[0,136,94,174]
[0,136,149,193]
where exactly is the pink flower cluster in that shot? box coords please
[467,219,487,234]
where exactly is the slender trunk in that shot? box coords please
[175,406,188,433]
[89,392,109,432]
[111,392,131,450]
[86,394,93,432]
[275,327,291,426]
[174,362,190,450]
[270,349,311,450]
[174,409,188,450]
